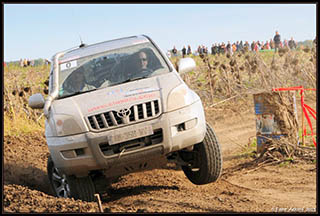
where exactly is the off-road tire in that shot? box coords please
[47,155,96,202]
[66,175,96,202]
[47,155,70,198]
[181,122,222,185]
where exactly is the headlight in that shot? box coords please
[167,84,200,112]
[53,114,83,136]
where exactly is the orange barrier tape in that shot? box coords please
[272,86,303,91]
[272,86,316,147]
[304,104,317,120]
[302,103,317,147]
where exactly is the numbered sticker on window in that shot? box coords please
[60,60,77,71]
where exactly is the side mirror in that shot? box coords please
[177,57,196,74]
[28,93,45,109]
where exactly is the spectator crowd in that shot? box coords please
[19,58,35,67]
[168,31,308,58]
[18,58,51,67]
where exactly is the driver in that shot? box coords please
[133,51,153,76]
[138,51,149,70]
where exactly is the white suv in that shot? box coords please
[29,35,222,201]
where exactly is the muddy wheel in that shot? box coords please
[180,122,222,185]
[47,155,96,202]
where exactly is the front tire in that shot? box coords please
[180,122,222,185]
[47,155,96,202]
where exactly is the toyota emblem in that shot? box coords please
[117,108,131,118]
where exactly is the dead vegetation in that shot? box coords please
[4,65,50,126]
[178,49,317,171]
[178,49,316,109]
[4,49,317,166]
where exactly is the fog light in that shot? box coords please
[177,123,185,132]
[75,148,85,156]
[61,150,76,159]
[185,118,197,130]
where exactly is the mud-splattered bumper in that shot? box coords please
[47,100,206,177]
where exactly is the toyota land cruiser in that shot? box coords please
[28,35,222,201]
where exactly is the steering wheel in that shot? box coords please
[139,68,153,77]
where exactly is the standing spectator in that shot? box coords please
[226,41,231,55]
[197,45,203,55]
[19,58,24,67]
[284,39,289,48]
[23,58,28,67]
[211,44,215,55]
[270,39,275,49]
[31,59,35,67]
[238,40,244,52]
[45,59,50,66]
[214,43,219,55]
[220,42,226,54]
[251,41,255,52]
[273,30,281,52]
[232,43,237,53]
[254,42,259,52]
[167,51,171,58]
[244,41,249,51]
[265,41,270,50]
[217,43,221,55]
[312,36,317,52]
[256,41,261,49]
[182,46,186,58]
[215,43,219,55]
[187,45,192,55]
[288,37,297,50]
[260,42,265,50]
[203,45,208,55]
[239,41,243,51]
[172,46,177,56]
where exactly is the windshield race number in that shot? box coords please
[60,60,77,71]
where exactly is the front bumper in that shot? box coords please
[47,100,206,177]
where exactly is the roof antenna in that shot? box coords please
[79,35,86,48]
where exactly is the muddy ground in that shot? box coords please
[3,96,317,213]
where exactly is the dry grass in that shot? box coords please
[3,49,316,139]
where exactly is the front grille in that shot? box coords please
[99,129,163,155]
[87,99,161,130]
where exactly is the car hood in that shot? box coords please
[51,72,182,118]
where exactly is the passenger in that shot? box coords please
[63,67,95,95]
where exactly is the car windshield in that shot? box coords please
[58,42,170,98]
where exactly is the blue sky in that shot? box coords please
[4,4,316,62]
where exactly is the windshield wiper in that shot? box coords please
[59,88,97,99]
[117,75,149,85]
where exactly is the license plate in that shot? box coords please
[108,125,153,145]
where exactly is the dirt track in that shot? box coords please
[3,98,317,213]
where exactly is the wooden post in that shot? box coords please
[301,90,305,146]
[95,193,103,213]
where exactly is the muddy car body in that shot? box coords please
[29,35,222,201]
